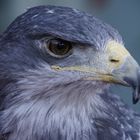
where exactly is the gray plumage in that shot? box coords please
[3,5,122,48]
[0,5,140,140]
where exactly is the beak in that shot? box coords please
[112,56,140,104]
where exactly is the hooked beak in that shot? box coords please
[112,56,140,104]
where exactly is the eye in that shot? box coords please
[46,39,72,58]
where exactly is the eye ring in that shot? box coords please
[45,39,73,58]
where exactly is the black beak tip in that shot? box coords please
[133,97,139,104]
[132,89,140,104]
[124,77,140,104]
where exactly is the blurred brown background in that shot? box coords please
[0,0,140,112]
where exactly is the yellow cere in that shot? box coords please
[106,40,131,68]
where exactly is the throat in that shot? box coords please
[1,81,110,140]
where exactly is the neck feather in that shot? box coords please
[1,81,111,140]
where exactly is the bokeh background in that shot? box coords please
[0,0,139,112]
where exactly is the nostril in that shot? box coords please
[110,59,119,63]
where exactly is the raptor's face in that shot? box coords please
[1,5,140,104]
[35,37,140,104]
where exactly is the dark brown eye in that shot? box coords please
[47,39,72,58]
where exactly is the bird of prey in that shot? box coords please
[0,5,140,140]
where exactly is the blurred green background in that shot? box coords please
[0,0,139,112]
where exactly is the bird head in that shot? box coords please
[1,5,140,105]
